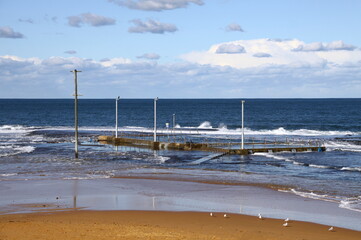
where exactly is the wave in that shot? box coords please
[0,145,35,157]
[324,141,361,153]
[63,175,111,180]
[255,152,292,161]
[339,197,361,213]
[0,173,18,177]
[236,127,358,137]
[340,167,361,172]
[280,189,361,213]
[198,121,213,129]
[157,156,170,163]
[5,124,360,138]
[174,125,358,137]
[0,125,36,134]
[309,164,333,169]
[256,152,361,172]
[286,189,341,202]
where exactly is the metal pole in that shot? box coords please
[71,69,81,159]
[241,100,245,149]
[172,113,176,129]
[115,96,120,138]
[166,123,169,142]
[154,97,159,142]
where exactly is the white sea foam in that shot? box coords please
[48,124,359,139]
[324,141,361,153]
[0,125,35,134]
[309,164,332,169]
[64,175,111,180]
[255,152,291,161]
[157,156,170,163]
[255,152,336,169]
[0,173,18,177]
[292,161,305,166]
[198,121,213,129]
[281,189,361,212]
[287,189,340,202]
[0,145,35,157]
[339,197,361,213]
[340,167,361,172]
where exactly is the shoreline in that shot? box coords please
[1,210,360,240]
[0,177,361,231]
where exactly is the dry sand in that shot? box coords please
[1,210,360,240]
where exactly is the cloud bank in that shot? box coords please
[182,39,361,69]
[129,19,177,34]
[0,27,25,39]
[108,0,204,11]
[1,37,361,99]
[293,40,357,52]
[68,13,116,27]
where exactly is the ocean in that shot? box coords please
[0,99,360,214]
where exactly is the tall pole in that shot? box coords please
[154,97,159,142]
[115,96,120,138]
[172,113,176,129]
[241,100,245,149]
[71,69,81,159]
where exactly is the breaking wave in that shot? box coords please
[256,152,361,172]
[0,145,35,158]
[281,189,361,213]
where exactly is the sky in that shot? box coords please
[1,0,361,98]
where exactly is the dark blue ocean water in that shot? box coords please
[0,99,360,213]
[1,99,361,131]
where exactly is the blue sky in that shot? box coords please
[1,0,361,98]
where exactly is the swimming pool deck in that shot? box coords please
[97,135,326,156]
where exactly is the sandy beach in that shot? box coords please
[0,177,360,239]
[1,210,360,240]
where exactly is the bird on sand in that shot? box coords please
[223,214,228,218]
[258,213,263,219]
[210,212,213,217]
[283,222,289,227]
[284,218,290,222]
[328,226,334,231]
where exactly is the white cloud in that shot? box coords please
[226,23,243,32]
[68,13,116,27]
[181,38,361,69]
[108,0,204,11]
[0,26,25,39]
[128,19,177,34]
[293,40,357,52]
[137,53,160,59]
[1,38,361,98]
[216,44,246,54]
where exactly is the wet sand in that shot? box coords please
[0,177,361,239]
[1,210,360,240]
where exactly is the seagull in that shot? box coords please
[223,214,228,218]
[258,213,263,219]
[210,212,214,217]
[284,218,290,222]
[328,226,334,231]
[283,222,288,227]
